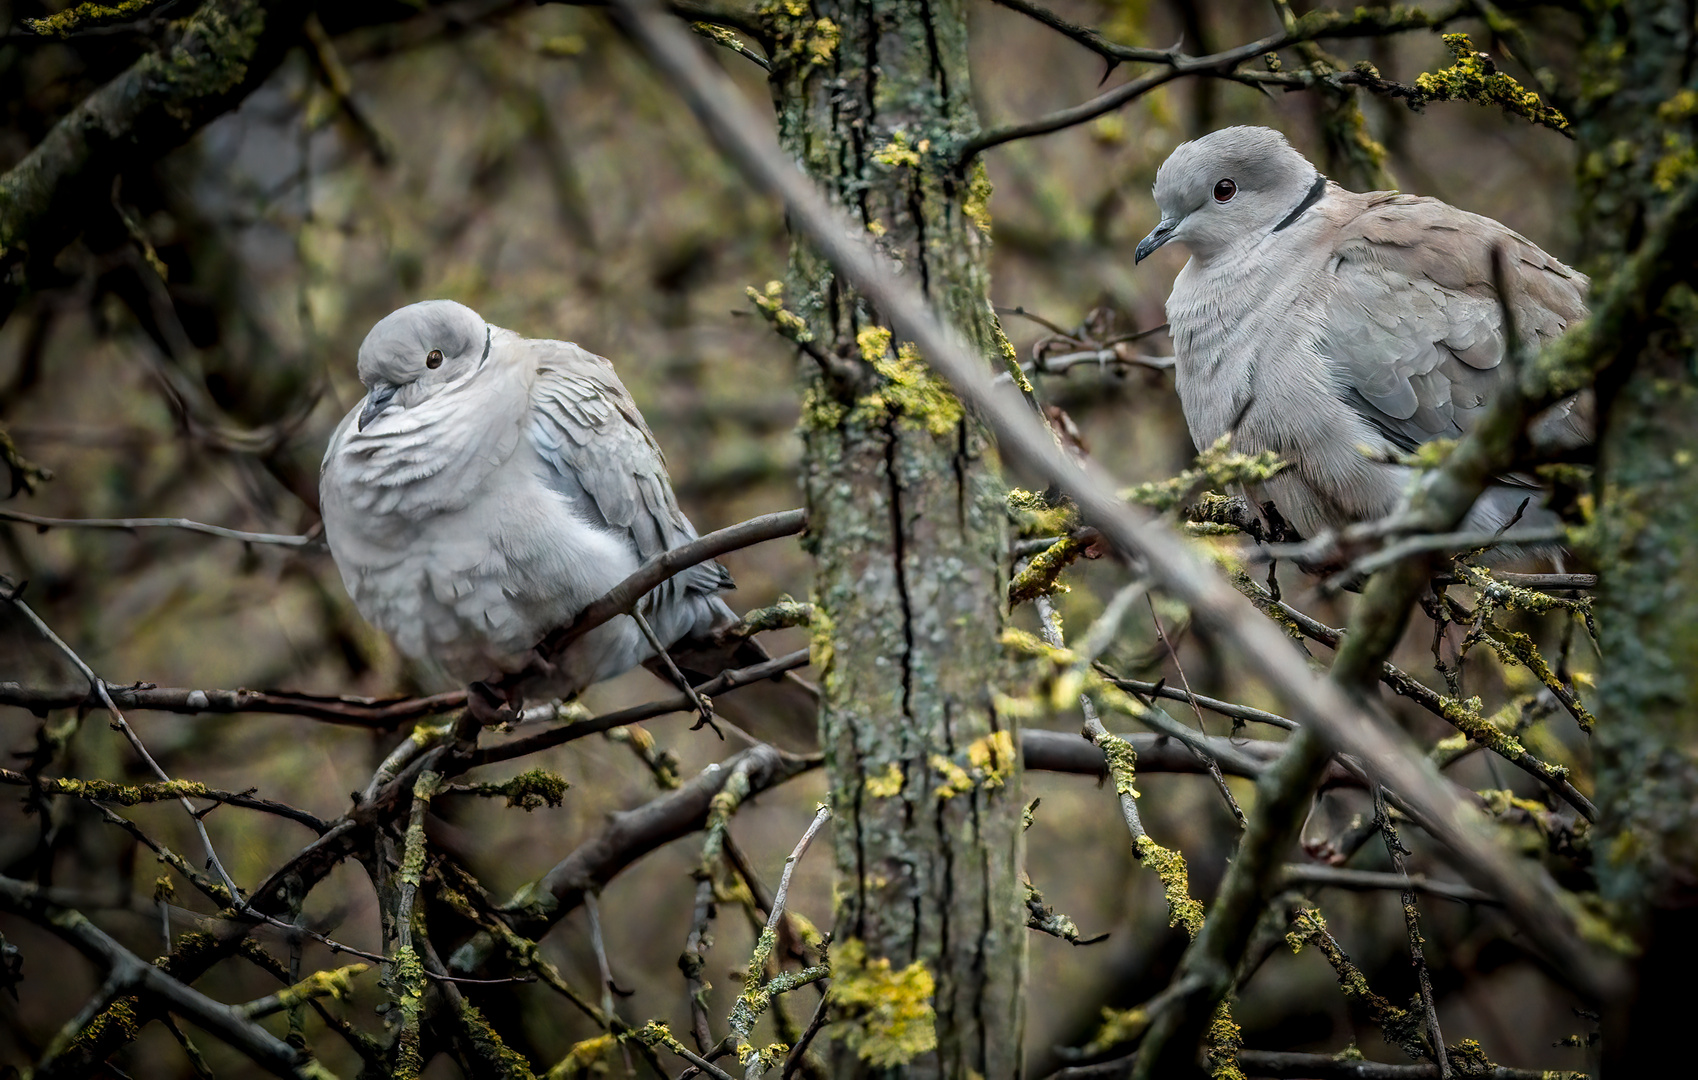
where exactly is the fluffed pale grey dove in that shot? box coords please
[320,299,751,699]
[1135,126,1589,542]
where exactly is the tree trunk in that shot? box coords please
[763,1,1025,1075]
[1578,3,1698,1071]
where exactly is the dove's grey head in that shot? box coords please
[355,300,491,430]
[1135,126,1324,265]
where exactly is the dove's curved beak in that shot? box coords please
[1135,218,1177,264]
[358,383,399,431]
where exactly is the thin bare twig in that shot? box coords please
[0,508,320,548]
[1146,594,1246,829]
[0,681,467,728]
[475,649,810,766]
[1277,864,1499,906]
[2,577,246,905]
[1378,795,1452,1076]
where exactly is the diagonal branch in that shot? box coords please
[0,875,321,1080]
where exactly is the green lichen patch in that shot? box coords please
[963,160,994,233]
[808,602,836,676]
[1006,487,1076,537]
[1205,1001,1245,1080]
[25,0,162,38]
[722,597,814,639]
[989,309,1035,394]
[457,1001,539,1079]
[1097,732,1140,800]
[1124,435,1287,514]
[1437,694,1528,759]
[852,331,965,435]
[390,944,427,1080]
[1081,1005,1149,1057]
[927,729,1016,798]
[1412,34,1569,133]
[871,131,925,169]
[267,963,368,1012]
[1134,835,1204,937]
[545,1033,616,1080]
[461,768,571,811]
[866,761,904,798]
[967,730,1016,790]
[747,280,816,345]
[1009,533,1090,606]
[68,997,140,1056]
[930,753,976,799]
[759,0,840,71]
[1287,907,1428,1059]
[33,775,212,806]
[826,938,938,1068]
[1,424,53,497]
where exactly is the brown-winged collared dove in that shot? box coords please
[1135,126,1589,542]
[320,299,746,698]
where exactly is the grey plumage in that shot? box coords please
[1137,126,1589,541]
[320,299,738,696]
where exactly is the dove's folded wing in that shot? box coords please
[526,340,735,606]
[1318,194,1590,459]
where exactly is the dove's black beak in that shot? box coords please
[1135,219,1177,264]
[359,383,398,431]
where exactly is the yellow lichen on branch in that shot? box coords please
[1009,533,1090,606]
[1412,34,1569,133]
[1205,1001,1246,1080]
[1134,835,1205,938]
[24,0,162,38]
[544,1033,616,1080]
[457,768,571,810]
[1123,434,1287,514]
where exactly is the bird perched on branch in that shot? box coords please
[320,300,753,704]
[1135,126,1589,543]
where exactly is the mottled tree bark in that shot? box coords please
[763,1,1025,1075]
[1577,1,1698,1071]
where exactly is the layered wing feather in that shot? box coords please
[525,339,734,601]
[1318,194,1590,455]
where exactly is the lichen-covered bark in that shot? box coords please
[0,1,303,294]
[1577,1,1698,1069]
[763,1,1024,1074]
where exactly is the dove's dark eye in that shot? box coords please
[1213,179,1237,202]
[426,349,444,369]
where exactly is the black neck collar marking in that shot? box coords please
[1273,173,1329,233]
[478,326,491,369]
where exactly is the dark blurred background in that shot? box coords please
[0,1,1596,1075]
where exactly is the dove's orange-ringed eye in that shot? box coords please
[1213,178,1237,202]
[426,349,444,369]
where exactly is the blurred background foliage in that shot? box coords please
[0,0,1596,1075]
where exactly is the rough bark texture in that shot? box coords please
[1578,1,1698,1070]
[764,1,1025,1075]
